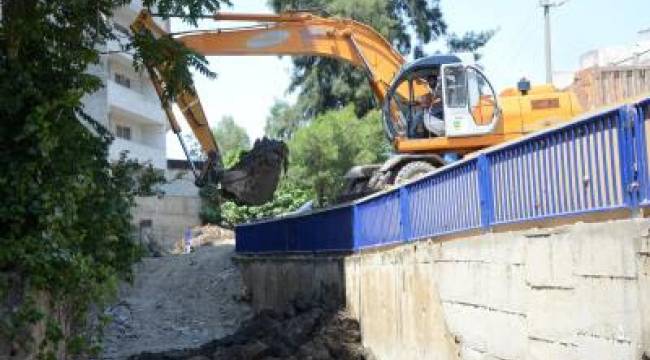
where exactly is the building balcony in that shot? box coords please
[107,79,166,126]
[110,137,166,169]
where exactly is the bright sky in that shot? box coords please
[167,0,649,159]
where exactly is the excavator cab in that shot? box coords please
[383,55,501,141]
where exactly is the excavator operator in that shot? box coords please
[410,73,445,138]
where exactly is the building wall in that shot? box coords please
[133,195,202,253]
[82,2,202,252]
[83,1,169,170]
[237,218,650,360]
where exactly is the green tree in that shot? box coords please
[213,115,251,154]
[288,106,390,205]
[446,29,497,60]
[0,0,228,355]
[264,99,305,141]
[270,0,494,118]
[270,0,447,118]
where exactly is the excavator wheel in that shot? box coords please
[220,137,288,206]
[393,161,436,185]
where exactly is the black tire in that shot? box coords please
[394,161,436,185]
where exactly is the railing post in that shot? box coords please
[633,103,648,206]
[352,204,361,251]
[399,187,412,241]
[618,106,640,210]
[477,155,494,229]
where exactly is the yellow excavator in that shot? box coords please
[131,10,583,203]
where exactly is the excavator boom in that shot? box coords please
[130,9,409,205]
[174,11,405,103]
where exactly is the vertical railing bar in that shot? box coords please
[616,108,631,207]
[460,166,470,229]
[450,168,458,230]
[559,131,569,213]
[586,123,596,209]
[540,139,551,215]
[455,167,462,230]
[555,131,568,214]
[514,147,523,219]
[473,163,480,226]
[569,128,578,211]
[501,149,512,220]
[553,132,563,214]
[577,126,586,210]
[601,117,612,207]
[607,115,619,205]
[593,120,604,208]
[441,171,450,232]
[548,134,559,214]
[491,154,498,222]
[514,146,524,219]
[524,142,533,218]
[530,142,539,218]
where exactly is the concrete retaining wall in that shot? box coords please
[134,195,201,252]
[237,218,650,360]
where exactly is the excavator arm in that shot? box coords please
[130,10,410,205]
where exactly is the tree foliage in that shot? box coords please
[212,115,251,155]
[0,0,229,355]
[270,0,494,118]
[287,106,390,205]
[446,30,497,60]
[264,99,305,141]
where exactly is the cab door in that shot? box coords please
[441,63,501,137]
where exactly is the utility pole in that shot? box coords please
[539,0,569,84]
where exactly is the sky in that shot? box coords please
[167,0,649,159]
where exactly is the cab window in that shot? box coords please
[443,66,467,108]
[467,68,496,125]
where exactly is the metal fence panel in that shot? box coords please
[235,206,354,253]
[288,207,355,252]
[354,189,402,248]
[406,160,481,239]
[236,98,650,254]
[488,109,626,225]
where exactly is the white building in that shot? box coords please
[84,2,202,253]
[84,1,169,170]
[579,31,650,68]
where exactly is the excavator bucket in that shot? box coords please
[220,137,288,206]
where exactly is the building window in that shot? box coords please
[114,73,131,88]
[116,125,132,140]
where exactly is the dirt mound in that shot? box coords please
[172,225,234,254]
[129,304,373,360]
[221,137,288,206]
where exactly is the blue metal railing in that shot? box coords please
[236,97,650,254]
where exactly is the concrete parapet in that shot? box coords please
[236,218,650,359]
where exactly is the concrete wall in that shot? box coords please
[237,218,650,360]
[133,195,201,252]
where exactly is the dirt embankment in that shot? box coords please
[101,242,252,359]
[101,226,371,360]
[129,305,373,360]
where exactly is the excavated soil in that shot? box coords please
[101,227,371,360]
[129,306,373,360]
